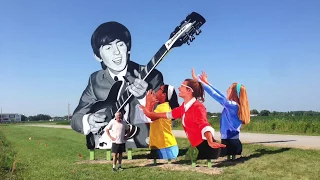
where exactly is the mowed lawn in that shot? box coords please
[1,125,320,180]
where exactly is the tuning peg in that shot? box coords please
[196,29,202,35]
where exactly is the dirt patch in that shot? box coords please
[75,159,223,175]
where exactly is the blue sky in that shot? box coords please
[1,0,319,116]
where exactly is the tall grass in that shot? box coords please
[241,117,320,135]
[0,126,21,179]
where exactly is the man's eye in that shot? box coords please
[105,46,111,50]
[118,42,124,46]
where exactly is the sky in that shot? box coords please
[0,0,320,117]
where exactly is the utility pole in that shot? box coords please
[68,103,70,121]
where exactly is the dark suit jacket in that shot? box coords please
[71,61,163,147]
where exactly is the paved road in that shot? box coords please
[23,124,320,150]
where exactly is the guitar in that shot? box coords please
[86,12,206,149]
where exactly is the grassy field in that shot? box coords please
[1,124,320,180]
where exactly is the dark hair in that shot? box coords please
[91,21,131,69]
[185,79,205,102]
[163,84,180,109]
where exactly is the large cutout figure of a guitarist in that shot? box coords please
[71,12,206,150]
[71,21,163,149]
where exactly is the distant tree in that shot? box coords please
[21,115,27,121]
[259,110,270,116]
[28,114,52,121]
[250,109,259,115]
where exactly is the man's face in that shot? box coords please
[99,39,128,73]
[115,112,122,122]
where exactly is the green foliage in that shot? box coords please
[259,110,271,116]
[27,114,52,121]
[250,109,259,114]
[55,121,71,125]
[242,117,320,135]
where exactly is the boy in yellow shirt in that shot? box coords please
[145,85,179,160]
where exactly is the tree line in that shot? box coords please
[22,110,320,121]
[22,114,71,121]
[208,110,320,117]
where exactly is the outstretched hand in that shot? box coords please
[191,68,198,81]
[208,141,226,149]
[199,71,209,85]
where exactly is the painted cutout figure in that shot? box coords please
[140,78,226,160]
[70,21,164,149]
[137,85,180,159]
[192,69,250,160]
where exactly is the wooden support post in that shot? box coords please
[207,159,212,168]
[168,159,171,164]
[127,148,132,160]
[232,155,236,160]
[227,155,231,160]
[191,148,196,167]
[89,150,95,160]
[106,149,111,160]
[153,159,157,165]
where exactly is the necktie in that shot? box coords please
[114,76,118,81]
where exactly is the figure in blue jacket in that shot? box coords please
[192,69,250,160]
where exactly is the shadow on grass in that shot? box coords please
[246,140,296,144]
[213,147,291,168]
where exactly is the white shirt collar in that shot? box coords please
[107,65,128,81]
[184,97,196,112]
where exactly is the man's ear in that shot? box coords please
[94,54,102,62]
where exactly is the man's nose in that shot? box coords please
[113,46,120,55]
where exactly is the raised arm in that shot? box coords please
[200,80,228,106]
[139,103,184,121]
[194,70,228,106]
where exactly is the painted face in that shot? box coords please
[99,39,128,73]
[178,81,193,98]
[155,85,166,103]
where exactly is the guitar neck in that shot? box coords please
[110,44,169,116]
[140,45,168,80]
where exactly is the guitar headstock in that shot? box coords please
[165,12,206,50]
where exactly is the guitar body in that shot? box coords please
[86,80,141,149]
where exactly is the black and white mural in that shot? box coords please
[70,21,164,150]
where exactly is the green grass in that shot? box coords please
[1,124,320,179]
